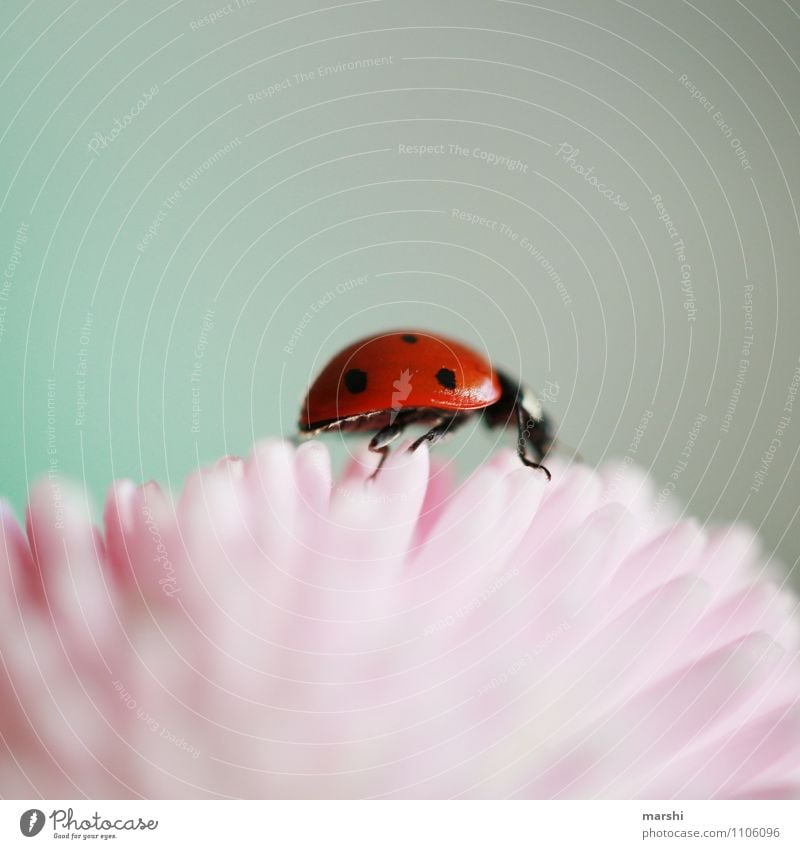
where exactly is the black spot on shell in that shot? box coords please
[344,368,368,394]
[436,367,457,390]
[401,334,418,343]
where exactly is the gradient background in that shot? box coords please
[0,0,798,582]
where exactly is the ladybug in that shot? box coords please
[298,330,553,479]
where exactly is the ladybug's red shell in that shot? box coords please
[300,330,501,430]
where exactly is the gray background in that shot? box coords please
[0,0,799,581]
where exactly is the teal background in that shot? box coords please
[1,0,799,581]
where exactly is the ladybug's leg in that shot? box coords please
[515,403,552,480]
[408,414,465,452]
[367,422,405,479]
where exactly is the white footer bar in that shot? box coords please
[2,800,797,848]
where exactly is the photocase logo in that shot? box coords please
[19,809,45,837]
[389,368,413,423]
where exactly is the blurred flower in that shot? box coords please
[1,441,798,799]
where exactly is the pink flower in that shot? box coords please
[1,441,798,799]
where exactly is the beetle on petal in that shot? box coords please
[298,330,553,479]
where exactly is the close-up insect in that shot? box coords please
[298,330,553,479]
[5,0,798,824]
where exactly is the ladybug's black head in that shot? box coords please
[484,368,553,463]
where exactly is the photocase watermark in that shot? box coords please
[554,143,630,211]
[397,142,529,173]
[603,408,653,504]
[783,358,800,421]
[333,481,412,504]
[74,310,93,428]
[646,411,708,526]
[45,378,65,530]
[678,73,752,170]
[19,809,45,837]
[179,137,242,193]
[136,186,181,254]
[140,503,179,596]
[423,567,520,636]
[189,0,255,31]
[540,379,560,405]
[190,307,215,434]
[22,807,158,836]
[476,620,571,696]
[451,208,572,306]
[517,408,545,455]
[87,85,159,156]
[751,356,799,494]
[136,138,242,252]
[114,679,199,758]
[283,274,369,354]
[751,433,784,495]
[651,193,696,322]
[389,369,413,424]
[451,208,500,231]
[0,220,28,345]
[514,231,572,306]
[247,56,393,102]
[720,282,755,433]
